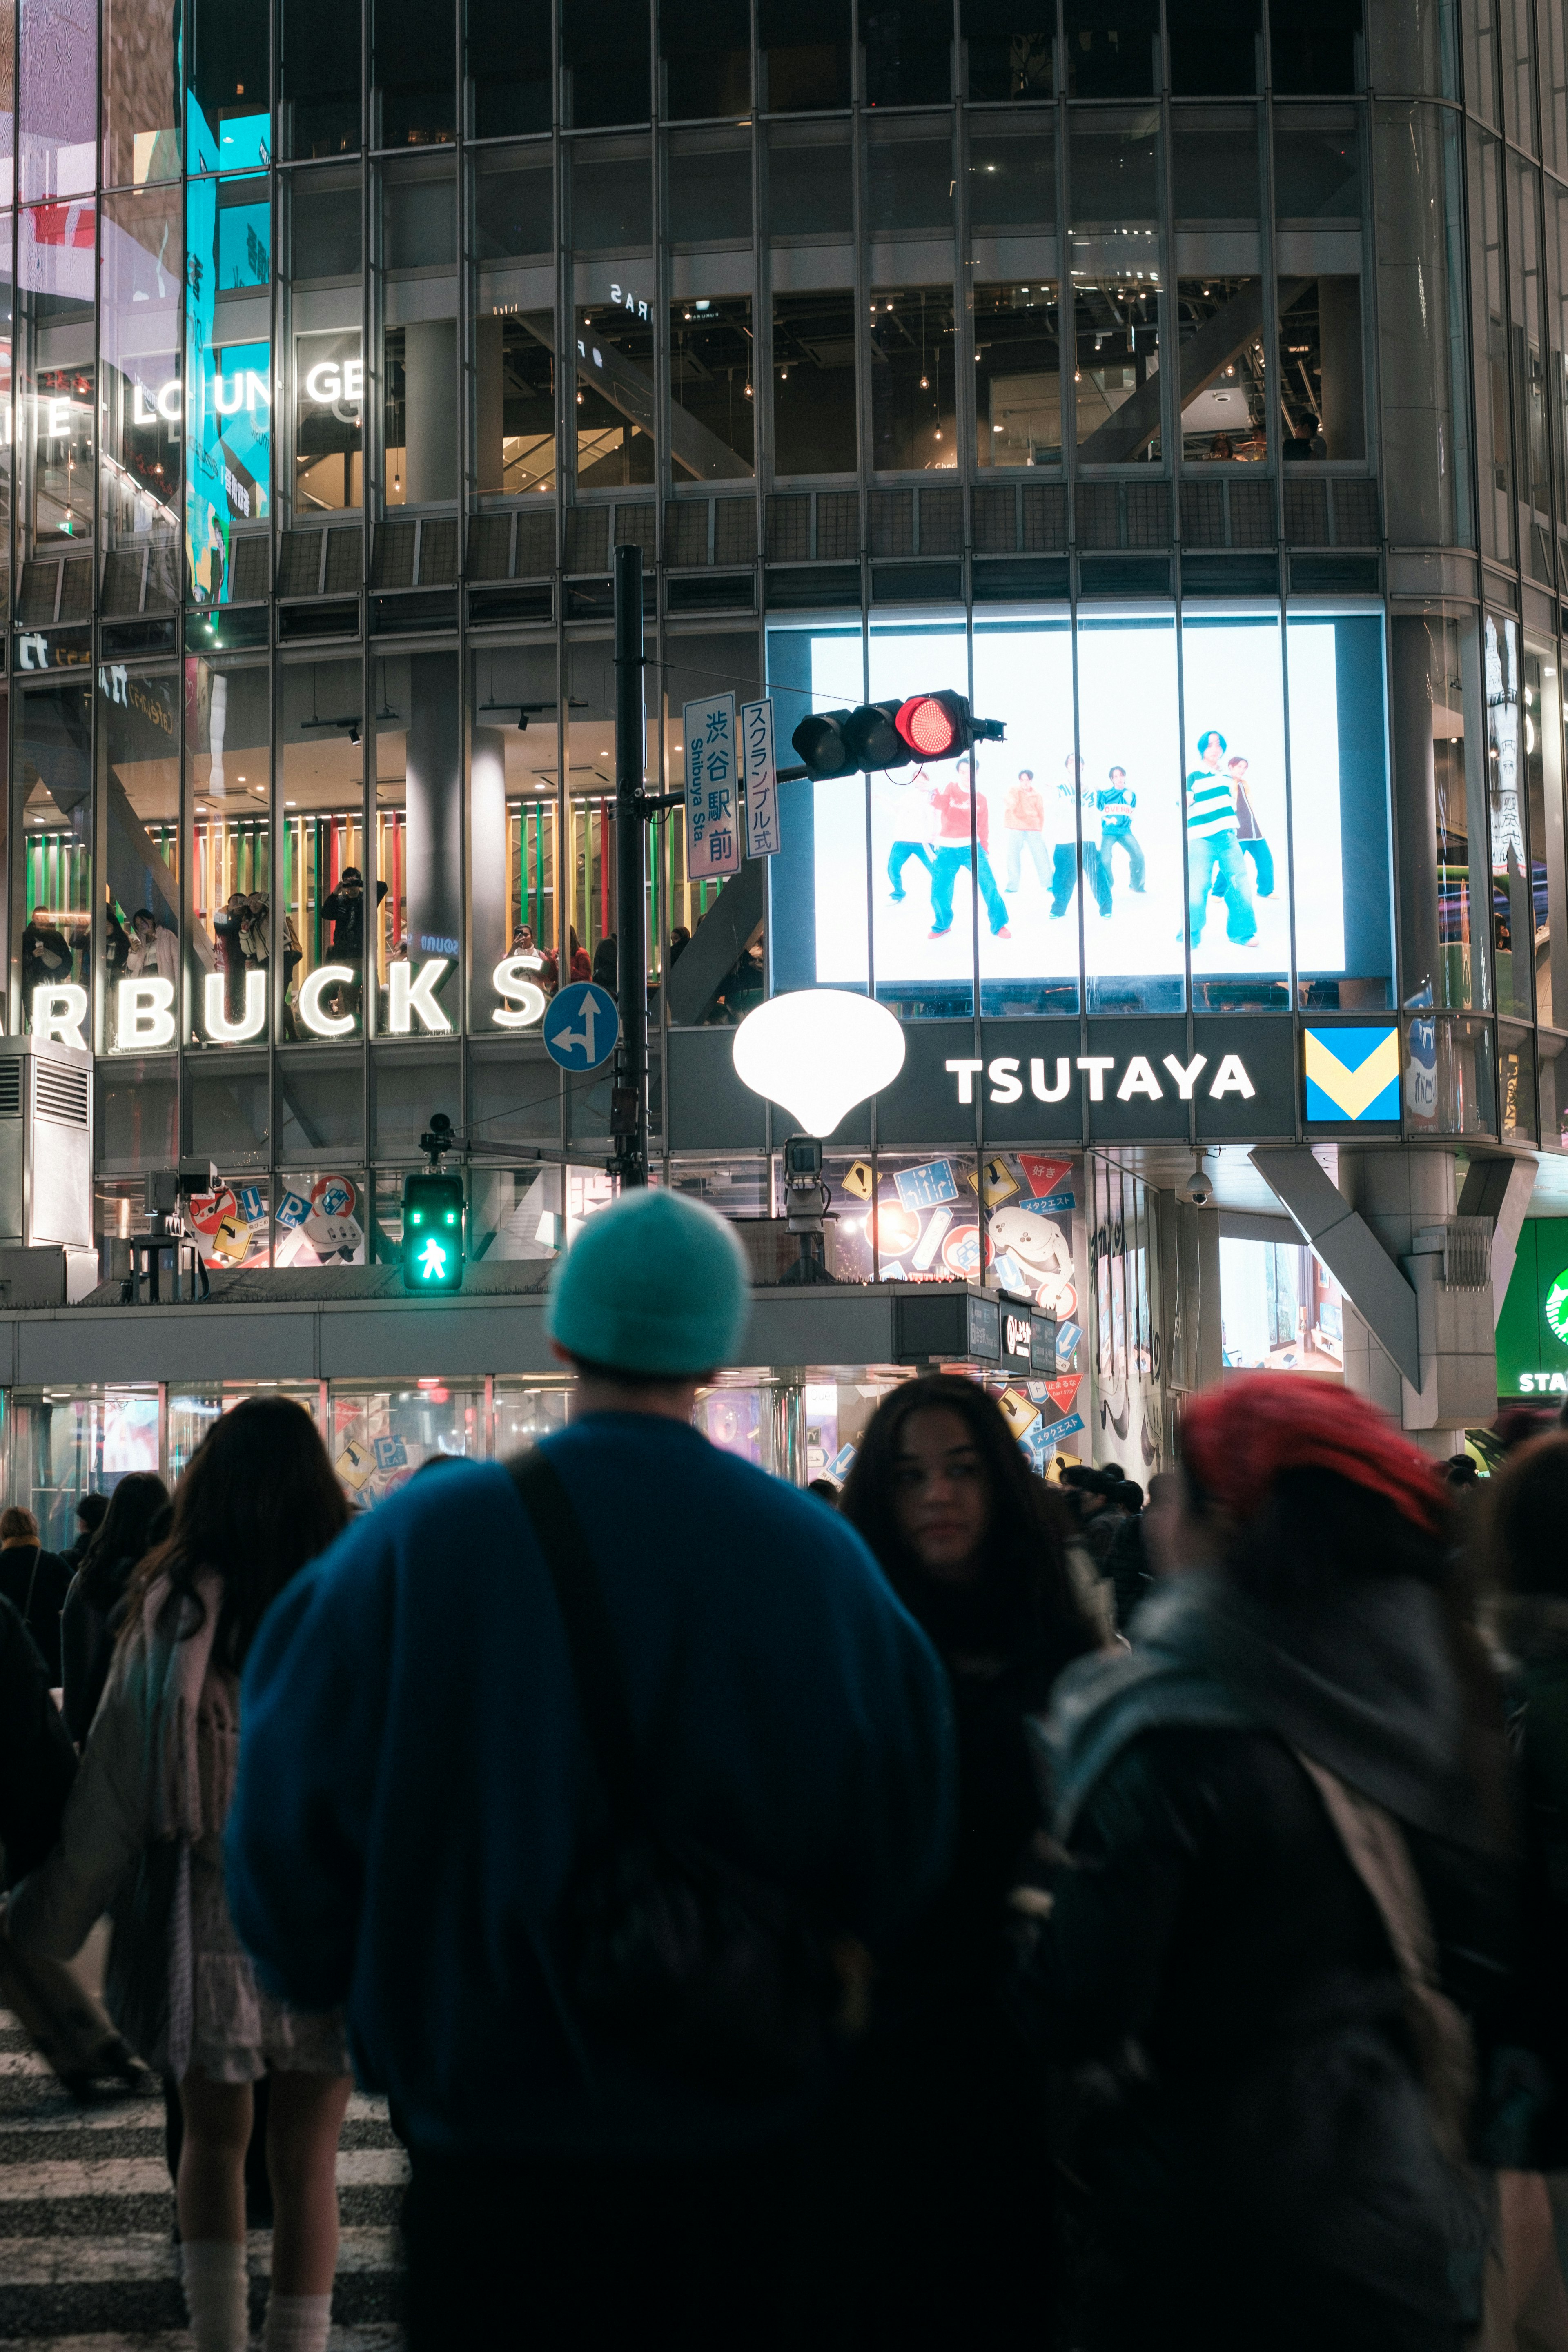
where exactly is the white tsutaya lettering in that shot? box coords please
[946,1058,984,1104]
[1030,1056,1072,1102]
[1076,1055,1115,1101]
[987,1056,1022,1105]
[1116,1055,1163,1102]
[1162,1051,1208,1099]
[1209,1053,1256,1099]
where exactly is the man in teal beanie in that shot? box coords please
[227,1186,955,2348]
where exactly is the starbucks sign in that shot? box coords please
[1548,1265,1568,1350]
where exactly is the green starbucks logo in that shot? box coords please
[1547,1267,1568,1347]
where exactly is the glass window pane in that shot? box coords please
[102,666,180,1053]
[1526,639,1566,1030]
[187,658,270,1045]
[661,0,751,120]
[975,282,1064,469]
[1471,125,1514,566]
[1181,613,1289,1013]
[1374,103,1470,549]
[1500,0,1536,153]
[1289,608,1393,1012]
[99,190,182,620]
[1171,104,1261,221]
[973,614,1076,1016]
[374,0,456,149]
[668,141,753,245]
[1391,608,1488,1016]
[19,0,95,201]
[18,203,95,559]
[760,0,853,113]
[766,126,852,239]
[467,0,552,138]
[1167,0,1262,96]
[1464,0,1499,123]
[762,618,868,1002]
[16,680,92,1038]
[470,646,559,1032]
[476,312,556,497]
[570,148,651,251]
[1279,277,1364,462]
[187,0,270,175]
[863,0,954,107]
[474,158,553,259]
[280,658,367,1040]
[575,302,655,486]
[1548,182,1568,588]
[968,118,1055,229]
[1062,0,1159,97]
[1488,609,1534,1023]
[867,132,955,239]
[376,652,461,1038]
[670,297,754,480]
[1508,156,1552,588]
[1543,0,1568,178]
[103,0,182,185]
[186,176,272,606]
[1068,109,1163,463]
[292,173,363,277]
[1268,0,1362,94]
[773,291,859,475]
[961,0,1054,101]
[294,327,363,511]
[0,222,13,620]
[1080,614,1184,1014]
[870,286,956,473]
[563,0,651,129]
[281,0,361,160]
[1177,280,1267,463]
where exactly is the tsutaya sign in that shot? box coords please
[946,1049,1257,1105]
[32,956,550,1053]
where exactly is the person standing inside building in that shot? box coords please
[928,766,1011,940]
[1227,752,1274,898]
[1015,1376,1513,2351]
[321,867,387,1021]
[1184,729,1256,948]
[0,1510,72,1687]
[1002,767,1052,896]
[226,1188,955,2349]
[7,1401,356,2352]
[834,1376,1100,2338]
[1098,765,1147,895]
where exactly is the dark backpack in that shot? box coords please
[508,1449,864,2099]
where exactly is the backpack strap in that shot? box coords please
[1294,1750,1476,2163]
[506,1449,644,1831]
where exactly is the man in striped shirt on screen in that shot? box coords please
[1184,729,1257,948]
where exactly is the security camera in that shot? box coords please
[1183,1153,1213,1208]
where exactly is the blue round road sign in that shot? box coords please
[542,981,620,1071]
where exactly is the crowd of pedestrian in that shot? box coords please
[5,1200,1568,2348]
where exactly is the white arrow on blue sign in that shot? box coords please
[542,981,620,1071]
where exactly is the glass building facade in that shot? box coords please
[0,0,1559,1285]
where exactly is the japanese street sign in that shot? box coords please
[683,690,741,877]
[741,696,780,858]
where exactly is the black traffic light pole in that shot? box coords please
[612,544,650,1188]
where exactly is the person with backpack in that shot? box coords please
[7,1400,354,2352]
[1014,1376,1515,2352]
[226,1187,956,2349]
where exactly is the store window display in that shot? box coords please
[14,680,91,1038]
[187,658,269,1046]
[100,666,179,1053]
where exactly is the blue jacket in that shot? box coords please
[226,1416,956,2157]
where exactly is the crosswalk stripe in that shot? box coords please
[0,2148,409,2200]
[0,2226,403,2285]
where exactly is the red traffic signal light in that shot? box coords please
[896,691,971,758]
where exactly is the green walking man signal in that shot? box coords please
[401,1171,466,1293]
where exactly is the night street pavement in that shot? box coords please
[0,2007,407,2347]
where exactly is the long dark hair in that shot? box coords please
[77,1471,169,1610]
[121,1396,349,1673]
[840,1375,1098,1673]
[1483,1432,1568,1600]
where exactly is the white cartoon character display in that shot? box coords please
[987,1206,1077,1319]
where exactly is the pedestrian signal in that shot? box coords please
[791,695,1004,779]
[401,1172,465,1293]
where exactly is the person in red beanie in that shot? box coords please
[1012,1374,1516,2352]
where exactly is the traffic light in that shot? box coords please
[791,694,1003,779]
[894,691,1004,760]
[401,1171,465,1293]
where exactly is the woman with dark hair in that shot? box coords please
[835,1374,1101,2339]
[60,1471,170,1745]
[7,1399,352,2352]
[1016,1374,1515,2352]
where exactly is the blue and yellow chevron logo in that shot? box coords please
[1304,1025,1401,1122]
